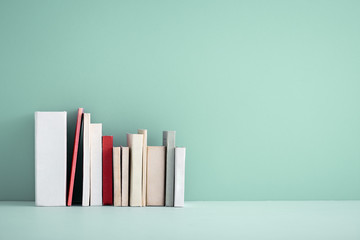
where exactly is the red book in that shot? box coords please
[102,136,113,205]
[67,108,84,206]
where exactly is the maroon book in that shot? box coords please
[102,136,113,205]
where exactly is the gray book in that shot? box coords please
[163,131,176,207]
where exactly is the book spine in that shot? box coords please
[67,108,83,206]
[146,146,166,206]
[102,136,113,205]
[138,129,147,206]
[163,131,176,207]
[174,147,186,207]
[90,123,102,206]
[82,113,91,206]
[127,134,143,207]
[121,147,129,206]
[35,111,67,206]
[113,147,121,207]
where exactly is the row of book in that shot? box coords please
[35,108,186,207]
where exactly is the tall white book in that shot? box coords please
[163,131,176,207]
[113,147,121,207]
[174,147,186,207]
[138,129,147,206]
[147,146,166,206]
[127,134,143,207]
[121,146,129,207]
[90,123,102,206]
[35,111,67,206]
[82,113,91,206]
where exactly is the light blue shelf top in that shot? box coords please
[1,201,359,240]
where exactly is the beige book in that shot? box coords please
[121,147,129,206]
[146,146,166,206]
[113,147,121,206]
[127,134,143,207]
[138,129,147,206]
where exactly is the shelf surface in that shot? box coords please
[1,201,359,240]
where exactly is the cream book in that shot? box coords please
[35,111,67,206]
[90,123,102,206]
[146,146,165,206]
[174,147,186,207]
[138,129,147,206]
[127,134,143,207]
[121,146,129,206]
[82,113,91,206]
[163,131,176,207]
[113,147,121,206]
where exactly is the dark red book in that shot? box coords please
[67,108,84,206]
[102,136,113,205]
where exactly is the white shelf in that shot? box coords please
[0,201,359,240]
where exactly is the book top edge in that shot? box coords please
[35,111,67,113]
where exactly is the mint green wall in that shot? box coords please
[1,0,360,201]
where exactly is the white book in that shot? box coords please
[121,147,129,207]
[174,147,186,207]
[163,131,176,207]
[90,123,102,206]
[127,134,143,207]
[146,146,165,206]
[82,113,91,206]
[35,111,67,206]
[113,147,121,206]
[138,129,147,206]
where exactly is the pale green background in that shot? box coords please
[1,0,360,201]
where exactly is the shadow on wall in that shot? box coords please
[0,110,86,201]
[0,112,34,200]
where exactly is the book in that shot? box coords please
[127,134,143,207]
[146,146,166,206]
[35,111,67,206]
[82,113,91,206]
[67,108,84,206]
[90,123,102,206]
[174,147,186,207]
[138,129,147,206]
[113,147,121,207]
[163,131,176,207]
[102,136,113,205]
[71,115,84,205]
[121,146,129,207]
